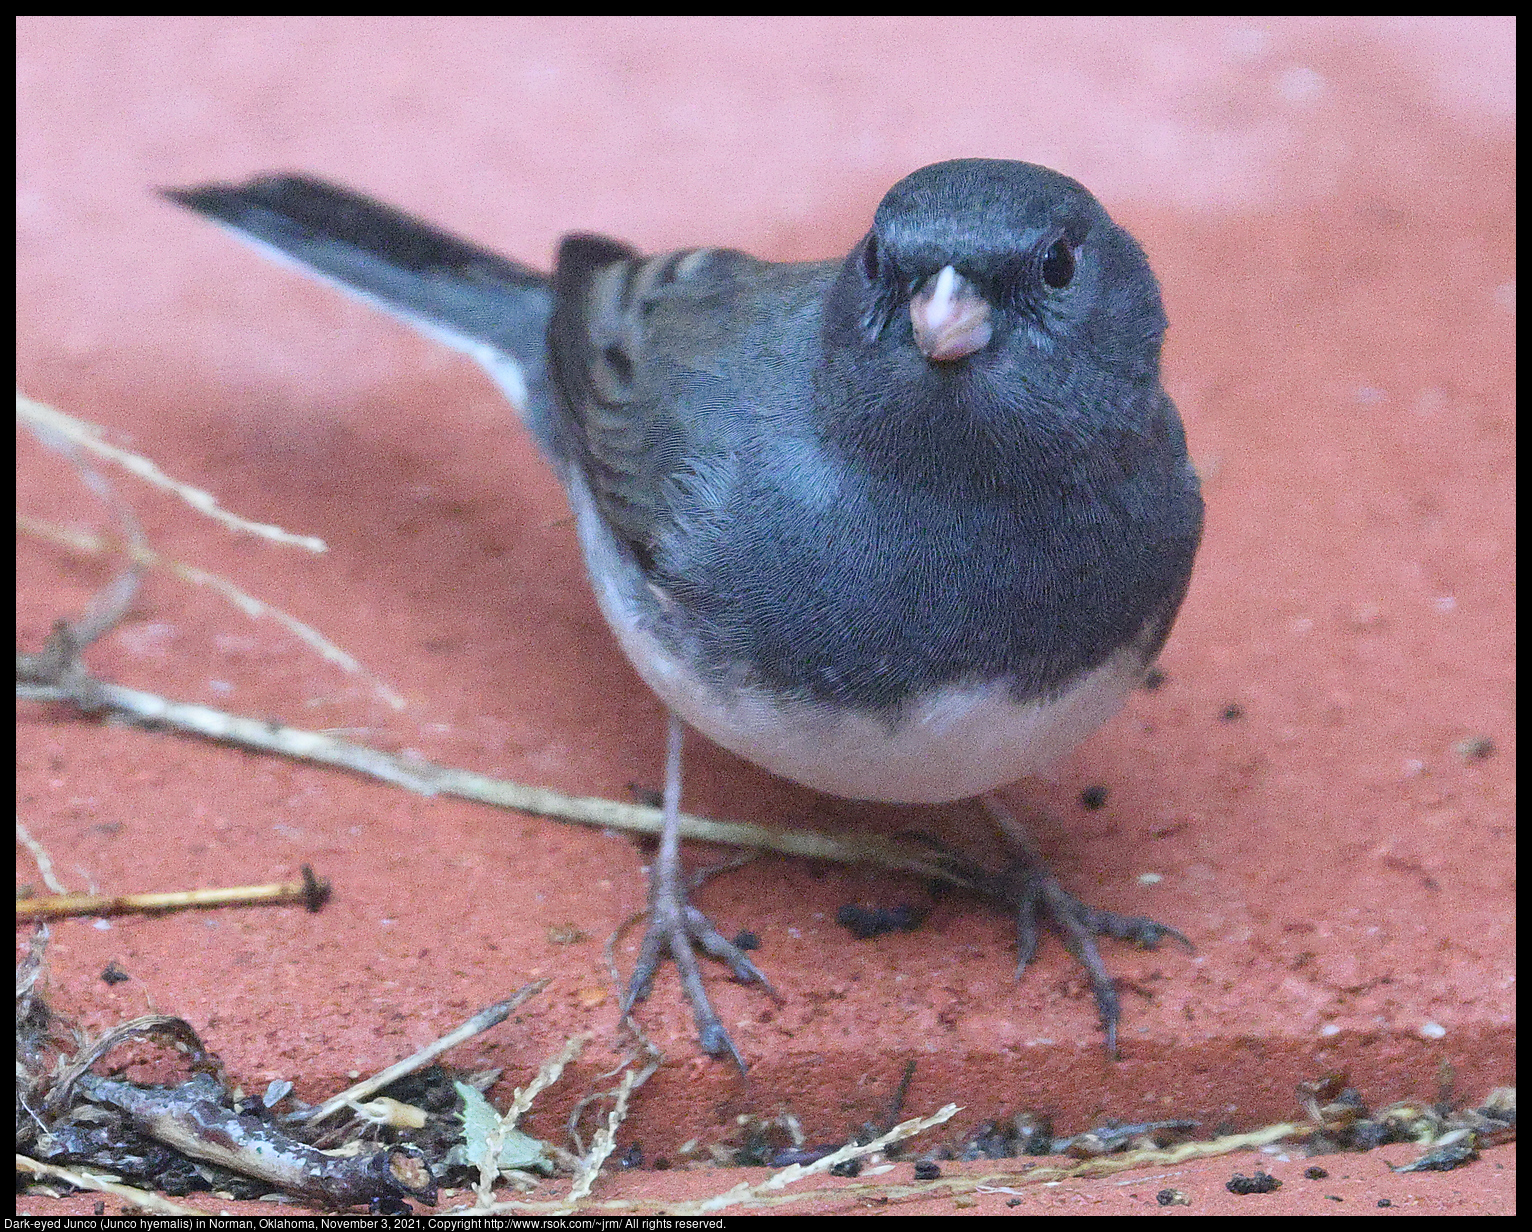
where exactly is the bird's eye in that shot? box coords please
[1040,238,1076,290]
[861,235,880,283]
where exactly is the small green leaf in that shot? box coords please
[454,1080,548,1171]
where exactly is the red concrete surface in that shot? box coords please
[17,17,1514,1215]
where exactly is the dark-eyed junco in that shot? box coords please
[166,159,1202,1064]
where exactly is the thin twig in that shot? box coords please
[561,1065,638,1207]
[506,1034,588,1131]
[18,393,326,552]
[300,981,550,1125]
[16,866,330,921]
[568,1037,662,1159]
[19,673,972,888]
[674,1103,963,1214]
[18,398,150,653]
[16,1153,202,1215]
[665,1121,1308,1215]
[16,819,68,894]
[18,515,405,710]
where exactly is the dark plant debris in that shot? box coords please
[1079,785,1109,810]
[18,922,1516,1212]
[835,902,927,940]
[15,942,541,1212]
[19,995,441,1210]
[1226,1169,1282,1194]
[1295,1069,1514,1164]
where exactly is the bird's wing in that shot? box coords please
[547,237,795,566]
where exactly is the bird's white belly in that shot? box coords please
[621,634,1137,803]
[569,479,1140,804]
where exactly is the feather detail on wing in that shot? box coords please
[548,238,727,567]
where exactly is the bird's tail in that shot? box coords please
[164,174,561,458]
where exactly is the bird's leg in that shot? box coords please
[621,713,780,1070]
[982,793,1193,1058]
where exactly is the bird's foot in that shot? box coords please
[621,886,780,1073]
[620,715,780,1072]
[984,794,1192,1058]
[1007,860,1192,1058]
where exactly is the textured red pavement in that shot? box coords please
[17,17,1514,1215]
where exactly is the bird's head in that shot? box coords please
[827,158,1167,383]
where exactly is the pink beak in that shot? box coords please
[910,265,993,362]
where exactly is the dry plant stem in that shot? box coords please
[736,1122,1309,1214]
[671,1119,1302,1216]
[567,1038,662,1158]
[17,393,326,552]
[16,403,151,652]
[300,980,551,1125]
[19,670,970,886]
[14,404,149,720]
[16,866,330,922]
[16,1153,202,1216]
[674,1102,963,1215]
[506,1033,588,1131]
[423,1118,1323,1217]
[471,1120,505,1210]
[564,1065,641,1206]
[16,819,68,893]
[465,1036,588,1209]
[76,1071,435,1209]
[18,515,406,710]
[20,392,398,709]
[44,1014,223,1117]
[1024,1122,1307,1179]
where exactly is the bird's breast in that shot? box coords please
[569,474,1143,802]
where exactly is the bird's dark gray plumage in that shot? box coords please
[166,160,1203,1063]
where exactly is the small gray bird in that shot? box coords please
[166,160,1202,1064]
